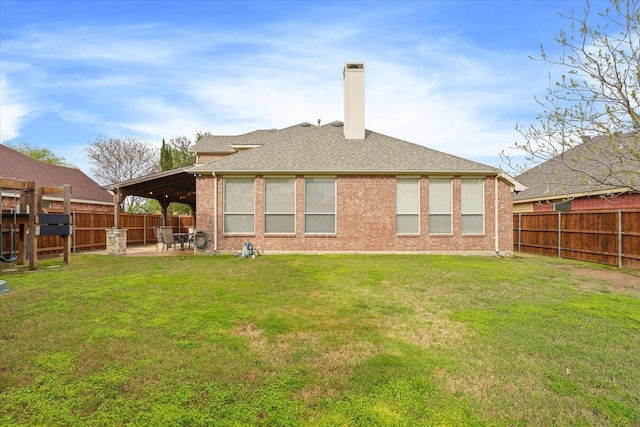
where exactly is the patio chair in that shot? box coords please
[187,227,194,249]
[160,226,177,252]
[153,226,163,251]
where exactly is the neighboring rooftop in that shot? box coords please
[0,144,113,204]
[514,132,640,202]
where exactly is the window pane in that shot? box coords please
[305,179,335,213]
[224,214,254,233]
[225,178,254,213]
[554,201,572,211]
[265,214,295,233]
[397,215,419,234]
[429,179,451,213]
[429,214,451,234]
[397,179,419,213]
[265,178,295,213]
[462,214,484,234]
[305,214,335,233]
[462,179,483,213]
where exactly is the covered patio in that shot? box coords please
[103,166,196,228]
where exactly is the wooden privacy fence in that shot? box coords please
[513,209,640,269]
[1,211,194,259]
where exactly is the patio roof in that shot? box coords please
[103,166,196,208]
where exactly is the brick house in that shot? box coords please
[187,63,523,255]
[0,144,113,212]
[513,132,640,212]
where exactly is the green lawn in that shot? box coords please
[1,253,639,426]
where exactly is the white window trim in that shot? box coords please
[461,178,485,235]
[223,177,255,234]
[396,178,420,235]
[304,177,337,235]
[429,178,452,235]
[264,177,296,235]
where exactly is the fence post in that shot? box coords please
[72,211,76,253]
[143,214,147,245]
[557,212,562,259]
[517,213,522,252]
[619,209,623,269]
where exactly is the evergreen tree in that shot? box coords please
[160,138,173,171]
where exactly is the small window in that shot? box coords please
[223,178,254,233]
[397,178,420,234]
[554,200,572,211]
[429,178,452,234]
[305,178,336,234]
[264,178,295,233]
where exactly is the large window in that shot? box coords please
[429,178,452,234]
[223,178,255,233]
[305,178,336,233]
[264,178,295,233]
[396,178,420,234]
[461,178,484,234]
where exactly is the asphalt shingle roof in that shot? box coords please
[191,123,315,154]
[0,144,113,204]
[513,133,640,201]
[189,122,498,175]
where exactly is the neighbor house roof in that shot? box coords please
[0,144,113,204]
[189,121,510,178]
[513,132,640,203]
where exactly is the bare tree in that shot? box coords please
[502,0,639,192]
[85,136,160,211]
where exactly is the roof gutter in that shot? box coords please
[196,169,504,176]
[513,186,634,204]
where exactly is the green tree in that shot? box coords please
[502,0,639,191]
[160,138,173,171]
[167,135,197,168]
[5,141,75,167]
[129,198,161,214]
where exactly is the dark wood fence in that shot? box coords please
[513,209,640,269]
[1,211,194,259]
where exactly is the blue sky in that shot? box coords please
[1,0,593,180]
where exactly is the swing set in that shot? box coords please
[1,176,72,270]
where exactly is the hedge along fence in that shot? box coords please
[1,211,194,259]
[513,209,640,269]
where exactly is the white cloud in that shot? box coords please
[0,74,36,142]
[1,4,553,169]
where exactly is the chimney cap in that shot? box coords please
[345,62,364,70]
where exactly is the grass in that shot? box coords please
[1,253,639,426]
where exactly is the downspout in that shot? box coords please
[494,177,500,255]
[213,174,218,252]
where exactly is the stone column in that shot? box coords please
[106,228,127,255]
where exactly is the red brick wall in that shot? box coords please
[572,192,640,210]
[193,175,514,255]
[532,192,640,212]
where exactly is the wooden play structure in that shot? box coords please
[1,176,72,269]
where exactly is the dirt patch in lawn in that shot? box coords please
[568,266,640,296]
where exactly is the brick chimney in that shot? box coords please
[343,62,365,140]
